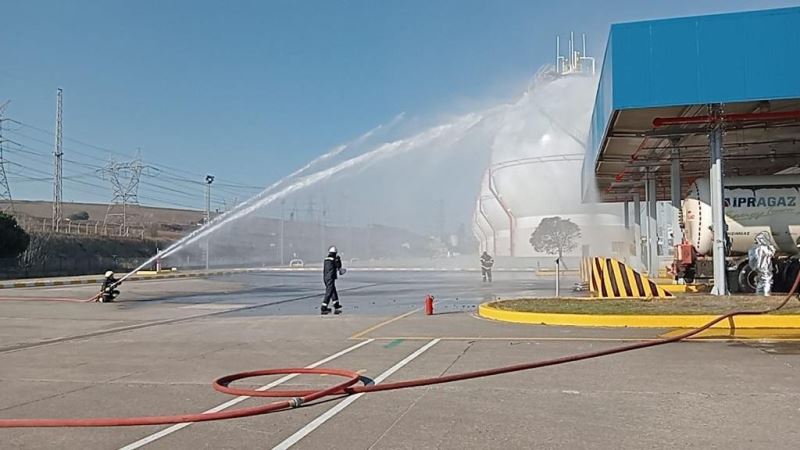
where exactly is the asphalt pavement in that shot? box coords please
[0,271,799,449]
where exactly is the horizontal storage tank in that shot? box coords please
[683,175,800,255]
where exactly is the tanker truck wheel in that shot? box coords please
[737,263,757,294]
[776,259,800,293]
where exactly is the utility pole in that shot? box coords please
[291,200,299,259]
[52,88,63,229]
[204,174,214,270]
[306,196,316,222]
[0,101,14,213]
[437,199,445,243]
[343,191,353,258]
[279,199,285,265]
[320,196,327,252]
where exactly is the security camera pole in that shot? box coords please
[205,174,214,270]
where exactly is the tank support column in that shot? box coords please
[709,105,728,295]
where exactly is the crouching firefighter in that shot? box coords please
[481,251,494,282]
[321,246,346,314]
[99,271,122,303]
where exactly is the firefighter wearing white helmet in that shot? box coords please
[99,270,121,303]
[321,246,345,314]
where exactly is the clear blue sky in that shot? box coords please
[1,0,796,210]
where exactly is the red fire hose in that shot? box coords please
[2,274,799,428]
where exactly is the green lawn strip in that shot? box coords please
[491,296,800,315]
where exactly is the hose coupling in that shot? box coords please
[289,397,304,408]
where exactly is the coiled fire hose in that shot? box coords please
[2,272,799,428]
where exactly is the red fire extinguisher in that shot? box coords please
[424,294,434,316]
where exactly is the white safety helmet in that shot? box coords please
[105,271,114,278]
[328,246,338,254]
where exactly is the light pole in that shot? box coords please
[205,174,214,270]
[555,256,561,297]
[280,199,285,266]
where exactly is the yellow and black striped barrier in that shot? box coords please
[584,257,673,299]
[580,257,593,284]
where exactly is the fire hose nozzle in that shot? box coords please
[289,397,304,408]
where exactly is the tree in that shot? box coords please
[18,232,50,276]
[529,216,581,261]
[0,213,30,258]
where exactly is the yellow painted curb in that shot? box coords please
[658,284,709,294]
[478,302,800,329]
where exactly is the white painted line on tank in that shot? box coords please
[118,339,375,450]
[271,338,440,450]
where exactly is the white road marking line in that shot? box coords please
[349,308,420,339]
[118,339,375,450]
[271,338,440,450]
[178,303,250,310]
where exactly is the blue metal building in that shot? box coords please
[582,7,800,293]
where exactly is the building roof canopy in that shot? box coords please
[584,7,800,202]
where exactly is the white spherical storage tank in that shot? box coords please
[472,72,627,258]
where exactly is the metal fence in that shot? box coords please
[16,217,146,239]
[0,254,153,280]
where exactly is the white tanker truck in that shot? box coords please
[675,175,800,292]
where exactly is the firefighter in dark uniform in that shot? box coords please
[99,270,121,302]
[322,246,345,314]
[480,251,494,283]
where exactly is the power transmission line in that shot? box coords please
[4,159,205,210]
[6,160,107,195]
[4,117,271,213]
[6,141,230,210]
[4,139,209,208]
[9,119,265,190]
[7,126,260,207]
